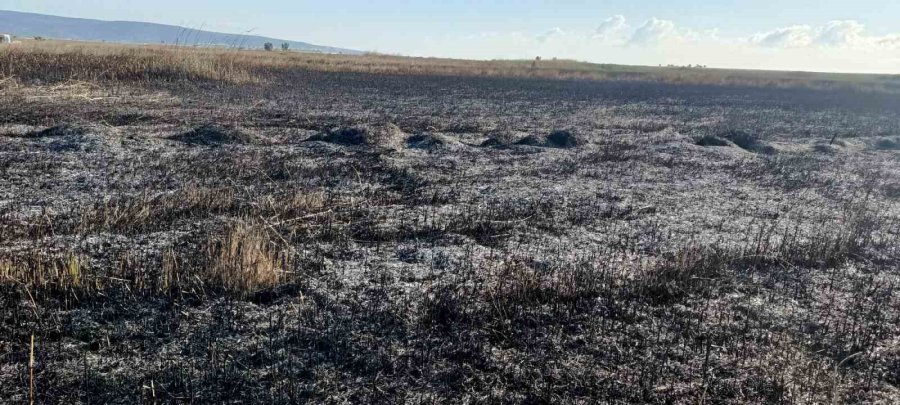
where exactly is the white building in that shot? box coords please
[1,34,11,44]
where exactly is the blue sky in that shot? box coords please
[3,0,899,72]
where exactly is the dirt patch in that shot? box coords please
[169,124,256,146]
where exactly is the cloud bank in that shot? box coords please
[751,25,814,48]
[750,20,897,49]
[415,17,900,73]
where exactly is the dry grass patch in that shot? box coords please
[79,186,238,233]
[0,251,90,290]
[1,44,257,84]
[203,221,293,294]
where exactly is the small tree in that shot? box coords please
[263,42,274,51]
[281,43,290,51]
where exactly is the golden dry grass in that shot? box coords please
[78,186,238,234]
[0,252,89,290]
[0,40,257,84]
[203,221,292,294]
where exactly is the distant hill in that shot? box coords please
[0,10,360,54]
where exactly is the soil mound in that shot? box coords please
[873,137,900,151]
[0,124,41,137]
[406,133,457,150]
[694,134,730,147]
[310,123,405,150]
[719,129,776,154]
[545,130,582,148]
[514,134,544,147]
[25,124,105,152]
[169,124,255,146]
[514,130,583,149]
[480,130,519,148]
[812,139,848,154]
[27,124,88,138]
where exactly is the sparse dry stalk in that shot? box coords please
[29,333,34,405]
[161,249,179,294]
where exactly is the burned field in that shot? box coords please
[1,50,900,403]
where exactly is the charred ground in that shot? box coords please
[1,45,900,403]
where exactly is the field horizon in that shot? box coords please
[3,39,899,92]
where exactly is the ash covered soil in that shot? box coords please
[1,70,900,403]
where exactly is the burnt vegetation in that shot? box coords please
[1,42,899,403]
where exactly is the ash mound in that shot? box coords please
[27,124,89,139]
[308,123,405,150]
[480,129,520,148]
[515,129,583,149]
[169,124,256,146]
[25,124,105,152]
[694,134,730,147]
[873,137,900,151]
[719,129,776,154]
[695,129,776,155]
[405,133,460,150]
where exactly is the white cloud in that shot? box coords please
[595,15,627,40]
[536,27,565,42]
[751,25,814,48]
[875,35,900,49]
[750,20,900,50]
[815,20,865,47]
[629,18,682,45]
[626,18,719,46]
